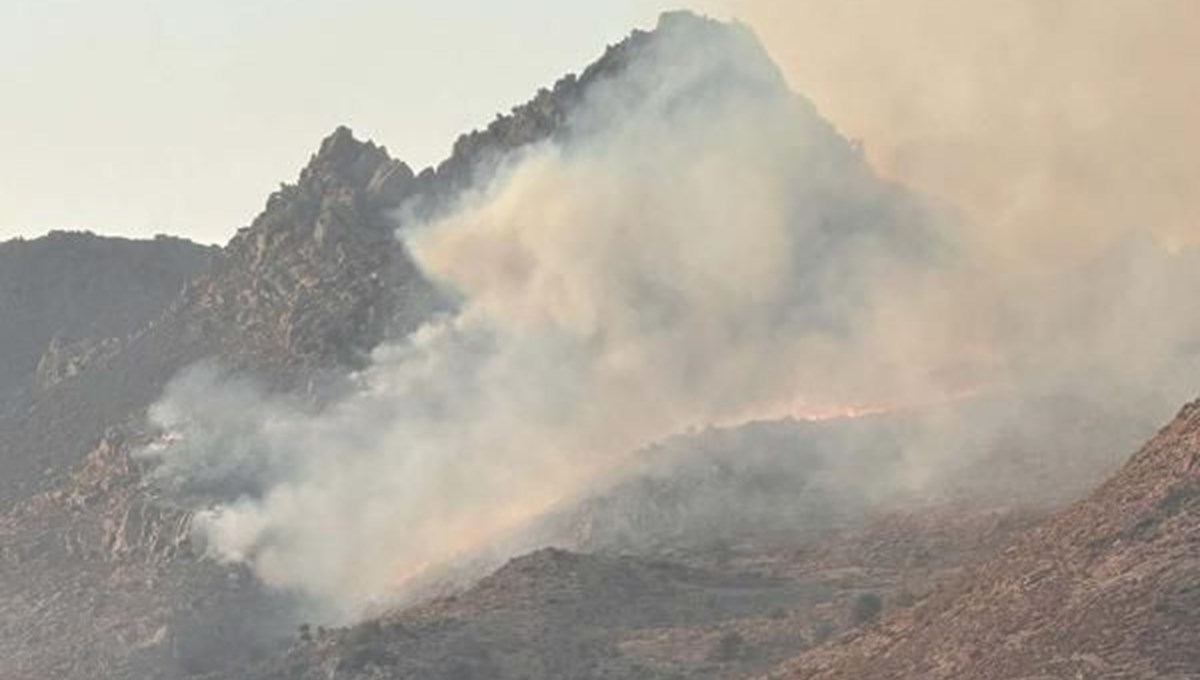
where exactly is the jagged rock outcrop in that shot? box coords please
[0,126,454,679]
[0,127,450,507]
[34,335,123,391]
[182,125,440,370]
[0,429,292,680]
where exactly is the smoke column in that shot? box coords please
[711,0,1200,455]
[146,9,1200,618]
[146,15,951,617]
[715,0,1200,249]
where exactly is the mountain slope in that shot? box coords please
[0,122,465,679]
[0,231,214,407]
[0,129,446,507]
[1,13,798,679]
[770,400,1200,679]
[8,9,1188,680]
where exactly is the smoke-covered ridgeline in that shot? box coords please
[144,11,1200,619]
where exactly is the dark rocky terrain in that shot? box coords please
[3,10,1199,680]
[0,118,444,680]
[3,15,787,678]
[0,232,214,410]
[212,486,1045,680]
[763,400,1200,680]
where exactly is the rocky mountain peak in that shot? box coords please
[300,125,416,210]
[167,126,442,374]
[244,126,414,252]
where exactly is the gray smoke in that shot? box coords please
[144,11,1200,619]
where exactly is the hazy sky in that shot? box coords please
[1,0,719,244]
[11,2,1192,249]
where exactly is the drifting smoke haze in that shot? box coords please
[719,0,1200,459]
[145,8,1200,619]
[725,0,1200,250]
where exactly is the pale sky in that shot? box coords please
[1,0,723,244]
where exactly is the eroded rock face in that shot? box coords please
[34,335,123,392]
[180,125,440,373]
[0,127,451,679]
[0,429,293,680]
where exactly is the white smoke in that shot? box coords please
[145,15,951,618]
[145,12,1200,619]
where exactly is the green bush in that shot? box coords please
[850,592,883,625]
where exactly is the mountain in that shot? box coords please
[1,12,791,678]
[212,507,1043,680]
[0,11,923,679]
[5,9,1197,680]
[0,10,773,509]
[766,400,1200,679]
[0,128,451,508]
[0,231,214,409]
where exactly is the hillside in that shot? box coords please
[0,232,214,408]
[768,401,1200,679]
[4,9,1196,680]
[212,507,1043,680]
[0,12,810,679]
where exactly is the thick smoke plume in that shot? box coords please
[146,10,1200,618]
[712,0,1200,455]
[718,0,1200,251]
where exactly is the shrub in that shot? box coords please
[850,592,883,625]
